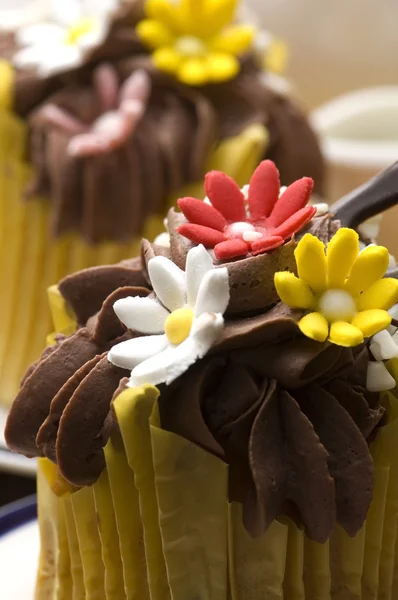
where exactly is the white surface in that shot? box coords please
[0,521,39,599]
[0,408,37,477]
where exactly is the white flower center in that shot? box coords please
[226,221,256,237]
[318,289,357,323]
[175,35,207,57]
[65,17,96,46]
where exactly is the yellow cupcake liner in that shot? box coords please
[34,385,398,600]
[0,100,268,407]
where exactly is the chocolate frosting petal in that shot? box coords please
[5,329,99,457]
[298,386,374,537]
[246,387,335,542]
[36,354,103,462]
[89,285,150,345]
[232,338,344,388]
[326,380,384,440]
[58,258,148,325]
[56,356,129,486]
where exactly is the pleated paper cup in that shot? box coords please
[33,384,398,600]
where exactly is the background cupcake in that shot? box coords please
[0,0,324,406]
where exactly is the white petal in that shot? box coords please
[194,267,229,317]
[83,0,118,18]
[148,256,186,312]
[108,335,168,370]
[366,361,396,392]
[130,312,224,387]
[50,0,82,26]
[113,296,169,334]
[153,232,170,248]
[37,45,82,75]
[16,22,66,46]
[185,244,213,307]
[370,330,398,361]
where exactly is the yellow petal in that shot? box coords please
[178,56,209,85]
[210,25,255,55]
[326,228,359,288]
[298,312,329,343]
[264,39,288,75]
[274,271,315,309]
[152,46,182,75]
[203,0,238,36]
[136,19,175,49]
[351,309,392,338]
[146,0,180,32]
[345,245,390,296]
[357,278,398,312]
[294,234,327,294]
[206,52,239,82]
[329,322,364,347]
[0,59,14,110]
[177,0,206,35]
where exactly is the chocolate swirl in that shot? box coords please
[0,0,325,244]
[158,341,383,543]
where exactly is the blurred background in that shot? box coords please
[246,0,398,253]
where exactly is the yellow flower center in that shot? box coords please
[318,289,357,323]
[164,307,194,345]
[175,35,207,57]
[66,17,96,46]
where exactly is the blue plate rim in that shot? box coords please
[0,495,37,538]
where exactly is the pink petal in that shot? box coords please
[248,160,280,220]
[34,104,86,135]
[178,223,227,248]
[68,133,109,157]
[214,238,249,260]
[268,177,314,227]
[120,69,151,105]
[204,171,246,222]
[250,236,285,256]
[178,197,227,231]
[93,63,119,112]
[272,205,317,239]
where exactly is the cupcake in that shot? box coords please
[0,0,324,407]
[6,160,398,599]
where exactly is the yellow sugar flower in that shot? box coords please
[136,0,255,86]
[274,228,398,347]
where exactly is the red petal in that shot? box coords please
[204,171,246,222]
[250,236,284,256]
[268,177,314,227]
[272,206,317,239]
[248,160,280,220]
[178,197,227,232]
[214,238,249,260]
[178,223,227,248]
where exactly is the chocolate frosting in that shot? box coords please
[158,341,380,543]
[1,0,325,244]
[5,230,384,543]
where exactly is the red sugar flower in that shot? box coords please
[177,160,316,260]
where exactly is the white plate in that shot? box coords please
[0,520,38,599]
[0,407,37,476]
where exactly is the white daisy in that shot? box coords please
[108,245,229,387]
[367,304,398,392]
[13,0,119,76]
